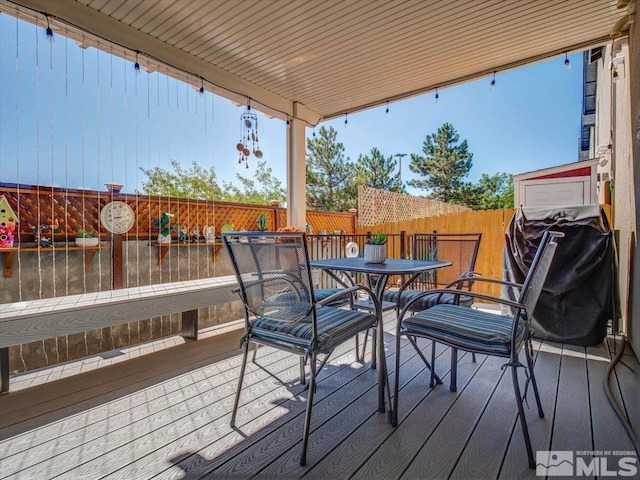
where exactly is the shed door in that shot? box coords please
[523,181,585,207]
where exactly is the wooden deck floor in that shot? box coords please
[1,312,638,479]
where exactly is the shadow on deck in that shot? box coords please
[0,313,638,479]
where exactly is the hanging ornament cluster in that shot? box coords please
[236,104,262,168]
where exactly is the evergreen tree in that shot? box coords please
[355,147,405,193]
[306,126,357,211]
[408,123,473,202]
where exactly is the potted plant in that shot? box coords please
[364,232,387,263]
[154,212,175,244]
[75,229,99,247]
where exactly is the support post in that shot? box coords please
[0,347,8,393]
[287,114,307,230]
[181,309,199,341]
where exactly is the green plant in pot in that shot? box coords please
[256,212,268,232]
[364,232,387,263]
[154,212,175,244]
[75,229,99,247]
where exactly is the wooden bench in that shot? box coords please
[0,275,239,393]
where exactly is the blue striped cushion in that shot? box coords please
[383,289,473,311]
[264,288,351,308]
[402,304,525,355]
[314,288,352,306]
[250,306,377,353]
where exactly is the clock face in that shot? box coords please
[100,201,135,234]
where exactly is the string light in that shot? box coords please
[312,128,316,137]
[198,77,204,96]
[134,50,140,75]
[45,15,54,44]
[564,52,571,69]
[435,88,439,103]
[344,113,348,128]
[385,101,389,117]
[490,71,496,90]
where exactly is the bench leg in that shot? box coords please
[1,347,9,394]
[181,309,199,341]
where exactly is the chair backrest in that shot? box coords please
[223,232,316,324]
[412,232,482,289]
[518,230,564,315]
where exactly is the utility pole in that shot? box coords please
[394,153,407,182]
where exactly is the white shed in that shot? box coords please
[512,159,599,208]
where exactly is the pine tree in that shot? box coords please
[408,123,473,202]
[355,147,404,193]
[306,126,357,211]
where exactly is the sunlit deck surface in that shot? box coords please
[1,311,638,479]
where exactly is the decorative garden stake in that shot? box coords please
[0,196,17,248]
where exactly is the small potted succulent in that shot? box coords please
[75,229,99,247]
[364,232,387,263]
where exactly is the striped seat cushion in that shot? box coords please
[402,304,525,355]
[250,306,377,353]
[264,288,351,308]
[383,289,473,311]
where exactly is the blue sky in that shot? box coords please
[0,13,583,197]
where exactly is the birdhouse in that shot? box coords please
[0,196,18,248]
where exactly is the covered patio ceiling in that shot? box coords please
[3,0,626,126]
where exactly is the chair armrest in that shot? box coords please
[444,275,523,290]
[317,284,381,320]
[399,287,526,320]
[316,285,360,307]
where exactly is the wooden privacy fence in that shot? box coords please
[0,183,357,242]
[358,209,516,296]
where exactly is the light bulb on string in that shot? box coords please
[612,68,619,83]
[198,77,204,97]
[385,102,390,117]
[134,51,141,75]
[490,71,496,90]
[344,113,348,128]
[45,15,54,44]
[564,52,571,69]
[435,88,439,103]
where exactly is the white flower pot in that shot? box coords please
[364,244,387,263]
[75,237,99,247]
[157,234,172,244]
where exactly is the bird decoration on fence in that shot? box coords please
[236,103,262,168]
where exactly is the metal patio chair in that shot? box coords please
[383,232,482,312]
[392,230,563,469]
[222,231,380,466]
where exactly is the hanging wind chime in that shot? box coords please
[236,103,262,168]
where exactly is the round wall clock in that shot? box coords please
[100,201,135,234]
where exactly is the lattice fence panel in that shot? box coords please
[306,210,354,234]
[357,186,469,227]
[0,183,357,242]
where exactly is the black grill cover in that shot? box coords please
[503,205,614,346]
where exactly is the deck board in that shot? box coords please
[1,315,638,480]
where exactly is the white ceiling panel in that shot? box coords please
[3,0,625,124]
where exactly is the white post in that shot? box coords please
[287,116,307,229]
